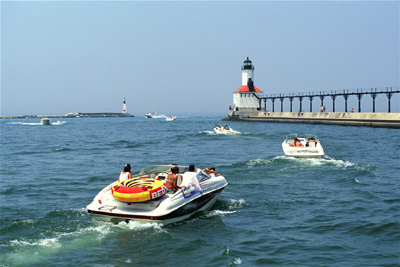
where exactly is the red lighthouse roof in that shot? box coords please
[234,85,263,93]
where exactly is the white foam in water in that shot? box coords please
[276,155,363,169]
[5,238,63,266]
[273,155,294,161]
[229,199,246,210]
[58,224,112,240]
[206,210,237,218]
[9,122,41,125]
[153,114,167,119]
[10,238,61,248]
[51,121,67,125]
[245,158,272,167]
[329,158,357,168]
[117,220,164,232]
[232,257,242,265]
[201,130,241,135]
[303,158,325,166]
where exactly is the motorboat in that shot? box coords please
[165,116,176,121]
[282,134,325,158]
[214,124,238,134]
[41,118,51,125]
[86,165,228,225]
[145,112,156,118]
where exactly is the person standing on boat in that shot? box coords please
[118,164,132,182]
[165,166,185,194]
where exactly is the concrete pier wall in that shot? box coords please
[223,110,400,128]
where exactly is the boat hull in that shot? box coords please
[282,142,324,158]
[87,187,224,225]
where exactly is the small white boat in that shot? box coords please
[282,134,325,158]
[41,118,51,125]
[214,124,238,134]
[87,165,228,225]
[145,112,156,118]
[165,116,176,121]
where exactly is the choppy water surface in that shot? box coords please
[1,116,399,266]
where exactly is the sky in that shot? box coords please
[1,0,399,116]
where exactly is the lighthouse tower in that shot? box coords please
[122,98,127,113]
[233,57,263,110]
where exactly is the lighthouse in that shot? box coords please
[122,98,127,113]
[233,57,263,111]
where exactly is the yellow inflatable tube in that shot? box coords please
[112,178,167,203]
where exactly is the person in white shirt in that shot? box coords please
[118,164,132,182]
[180,164,197,187]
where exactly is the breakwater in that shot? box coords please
[1,112,134,119]
[223,110,400,128]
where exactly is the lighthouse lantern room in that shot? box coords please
[233,57,263,110]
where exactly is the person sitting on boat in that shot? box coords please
[291,138,304,147]
[181,164,197,187]
[118,164,132,182]
[203,167,220,176]
[224,124,230,130]
[308,138,318,146]
[165,166,185,194]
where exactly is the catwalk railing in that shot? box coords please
[254,86,400,113]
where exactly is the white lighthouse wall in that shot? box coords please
[233,93,260,109]
[241,70,254,85]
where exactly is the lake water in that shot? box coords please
[1,115,399,266]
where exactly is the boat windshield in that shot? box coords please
[285,134,297,141]
[131,165,194,177]
[305,134,319,141]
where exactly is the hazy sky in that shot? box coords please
[2,1,399,116]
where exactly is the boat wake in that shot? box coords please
[229,155,373,172]
[205,199,246,218]
[0,208,163,266]
[277,155,374,169]
[153,114,167,119]
[200,130,242,135]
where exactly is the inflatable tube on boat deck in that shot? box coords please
[112,178,167,203]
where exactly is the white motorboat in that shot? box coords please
[87,165,228,225]
[41,118,51,125]
[214,124,238,134]
[165,116,176,121]
[145,112,156,118]
[282,134,325,158]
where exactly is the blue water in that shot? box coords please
[1,116,399,266]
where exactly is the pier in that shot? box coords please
[224,86,400,128]
[253,87,399,113]
[224,111,400,128]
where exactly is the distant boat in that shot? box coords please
[165,116,176,121]
[214,124,238,134]
[145,112,156,118]
[282,134,325,158]
[41,118,51,125]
